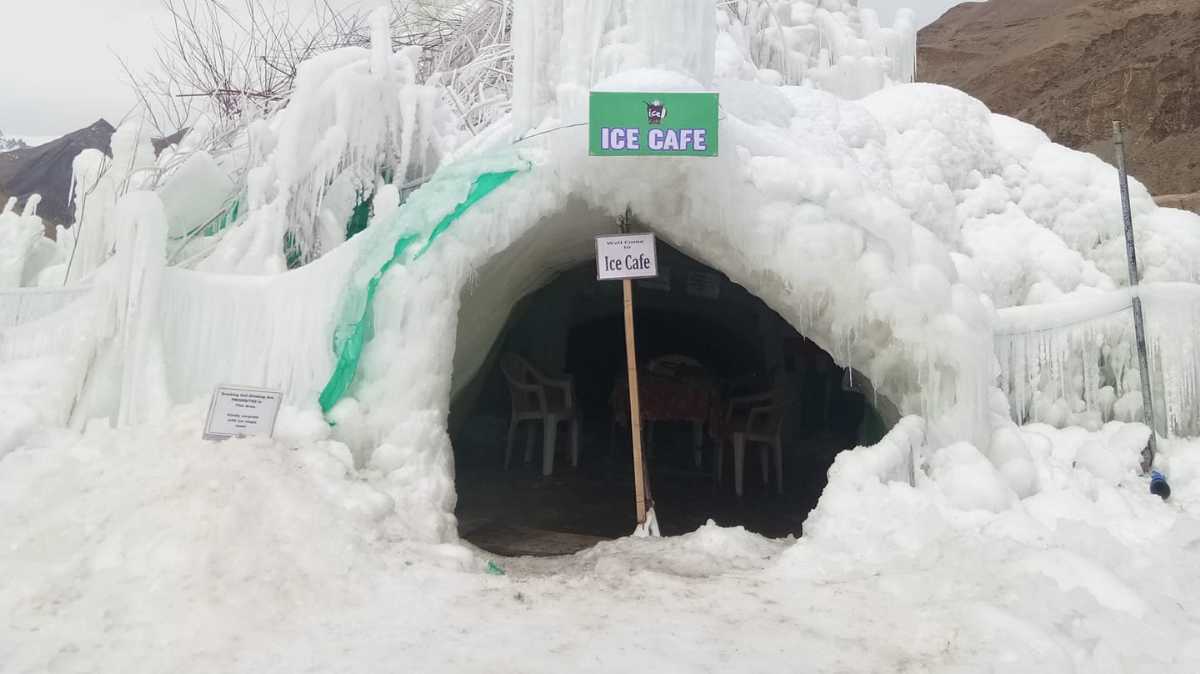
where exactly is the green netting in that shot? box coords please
[215,199,239,235]
[345,191,373,240]
[318,167,522,413]
[287,190,375,270]
[170,198,241,242]
[284,230,304,270]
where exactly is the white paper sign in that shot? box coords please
[596,233,659,281]
[204,385,284,441]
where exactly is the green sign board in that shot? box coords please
[589,91,719,157]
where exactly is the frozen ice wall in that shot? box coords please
[512,0,916,134]
[0,197,45,287]
[177,1,917,272]
[201,8,452,274]
[996,284,1200,438]
[719,1,915,95]
[511,0,717,132]
[64,119,158,284]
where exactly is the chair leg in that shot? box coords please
[505,419,517,469]
[715,440,724,485]
[760,443,769,486]
[570,417,580,468]
[733,433,746,498]
[524,422,536,463]
[693,421,703,468]
[773,440,784,495]
[542,415,559,477]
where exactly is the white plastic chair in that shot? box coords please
[717,392,786,497]
[500,353,580,476]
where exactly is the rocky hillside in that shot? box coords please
[0,122,188,237]
[919,0,1200,198]
[0,120,115,234]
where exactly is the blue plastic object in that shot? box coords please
[1150,471,1171,501]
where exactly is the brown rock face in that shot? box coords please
[1156,191,1200,211]
[0,120,115,235]
[918,0,1200,197]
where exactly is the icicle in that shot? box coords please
[20,194,40,218]
[369,7,392,77]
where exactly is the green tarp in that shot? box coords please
[318,166,523,413]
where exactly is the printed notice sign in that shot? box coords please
[204,385,284,441]
[596,233,659,281]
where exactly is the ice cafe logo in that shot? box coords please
[645,100,666,124]
[598,99,708,153]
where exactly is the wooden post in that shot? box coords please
[622,276,649,524]
[619,208,650,525]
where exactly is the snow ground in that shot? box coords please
[3,407,1199,673]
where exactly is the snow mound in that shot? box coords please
[2,402,1199,671]
[0,406,418,671]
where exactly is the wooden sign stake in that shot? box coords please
[619,210,650,525]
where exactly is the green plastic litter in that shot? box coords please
[486,561,506,576]
[318,167,521,414]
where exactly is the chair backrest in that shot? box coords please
[750,404,787,437]
[500,353,533,385]
[501,353,545,414]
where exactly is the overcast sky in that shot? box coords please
[862,0,966,27]
[0,0,966,141]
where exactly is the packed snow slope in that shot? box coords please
[3,410,1200,671]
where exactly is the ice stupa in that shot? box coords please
[2,0,1200,543]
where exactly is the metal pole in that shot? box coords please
[619,208,650,524]
[1113,120,1158,472]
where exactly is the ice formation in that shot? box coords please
[1,0,1200,540]
[0,197,46,287]
[6,4,1200,668]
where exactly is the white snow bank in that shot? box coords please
[506,519,789,579]
[769,420,1199,670]
[4,412,1199,672]
[0,406,419,672]
[1160,437,1200,504]
[798,417,1181,563]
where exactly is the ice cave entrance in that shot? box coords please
[449,211,897,556]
